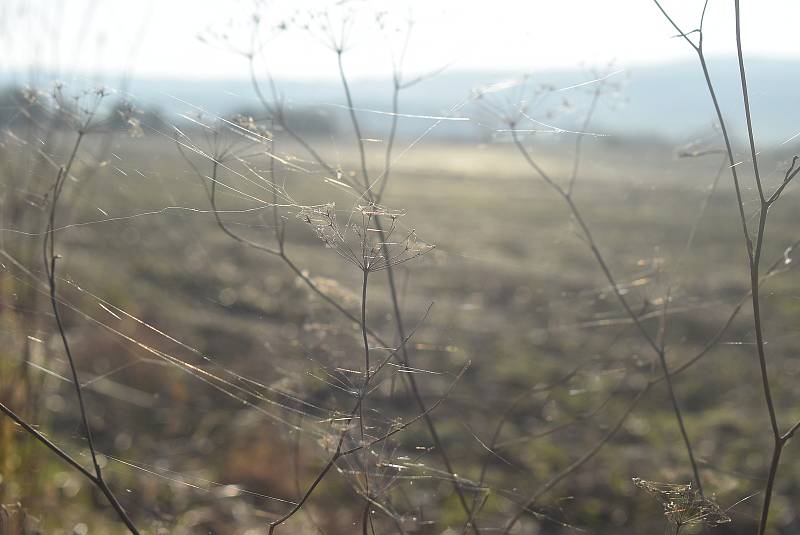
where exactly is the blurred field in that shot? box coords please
[2,128,800,534]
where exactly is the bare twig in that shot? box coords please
[30,128,139,533]
[233,39,482,531]
[510,129,703,492]
[653,2,800,531]
[500,386,649,534]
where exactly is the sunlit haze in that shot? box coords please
[3,0,800,81]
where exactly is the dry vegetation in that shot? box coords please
[2,2,800,535]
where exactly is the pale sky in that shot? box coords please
[2,0,800,81]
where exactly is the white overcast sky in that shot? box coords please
[3,1,800,80]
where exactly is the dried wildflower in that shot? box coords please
[299,202,433,272]
[177,111,274,167]
[115,101,144,138]
[632,478,730,529]
[53,84,108,128]
[230,114,272,142]
[21,87,39,106]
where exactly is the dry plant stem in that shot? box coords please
[175,140,280,257]
[497,78,722,528]
[290,413,324,535]
[510,130,703,492]
[463,365,585,530]
[337,50,371,193]
[187,70,791,531]
[654,3,800,531]
[39,132,139,534]
[229,191,786,533]
[247,57,337,178]
[359,487,405,535]
[350,61,480,524]
[655,288,703,495]
[341,362,469,457]
[207,160,267,252]
[269,124,280,232]
[361,270,371,400]
[0,401,139,534]
[268,355,468,534]
[511,131,660,354]
[246,64,480,530]
[343,44,479,513]
[376,80,400,203]
[494,383,620,451]
[734,3,795,531]
[380,237,482,535]
[359,268,372,503]
[361,500,371,535]
[268,436,348,535]
[679,157,727,262]
[268,354,383,535]
[567,85,602,196]
[651,0,753,257]
[0,401,96,482]
[494,85,738,527]
[374,63,439,204]
[363,497,406,535]
[501,386,649,535]
[734,0,778,435]
[266,302,408,533]
[12,227,438,535]
[734,1,765,205]
[751,240,800,535]
[376,21,414,203]
[664,238,799,382]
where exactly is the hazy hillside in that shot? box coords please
[3,57,797,145]
[5,57,795,145]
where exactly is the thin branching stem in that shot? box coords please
[268,345,467,533]
[34,130,140,534]
[341,362,469,457]
[464,365,586,528]
[734,0,765,203]
[376,80,400,204]
[377,223,482,535]
[510,130,703,492]
[501,386,650,534]
[732,4,798,531]
[653,2,800,531]
[567,84,602,196]
[511,130,661,354]
[336,50,372,194]
[665,239,800,383]
[242,48,481,530]
[0,401,96,481]
[268,354,385,533]
[656,289,703,495]
[652,0,753,259]
[359,267,372,505]
[365,40,481,527]
[247,55,338,178]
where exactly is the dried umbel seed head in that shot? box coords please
[230,114,272,141]
[176,112,274,167]
[115,101,144,138]
[22,87,39,106]
[632,478,731,527]
[49,83,112,132]
[298,202,434,272]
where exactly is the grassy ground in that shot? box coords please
[2,129,800,534]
